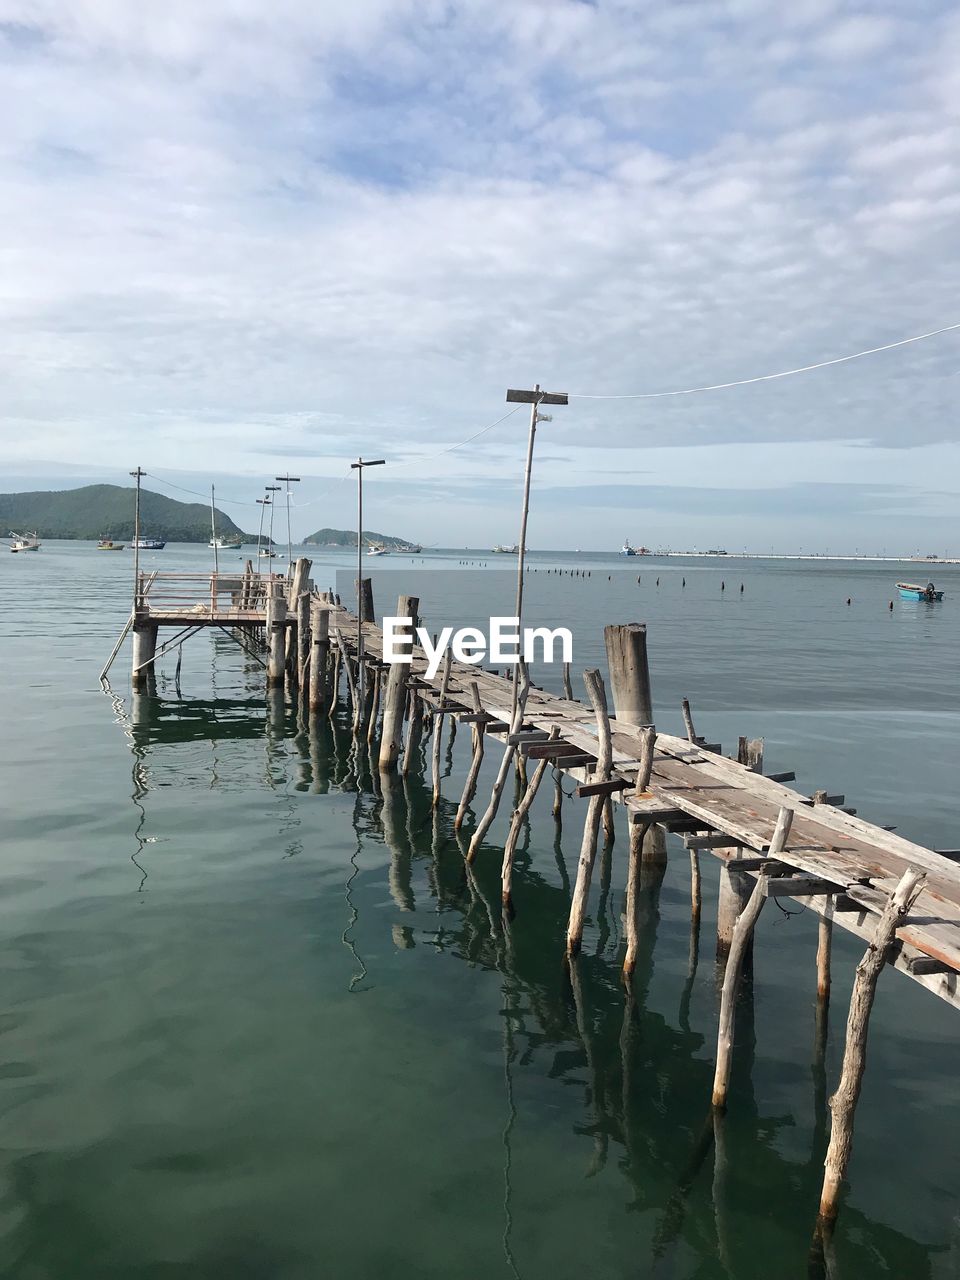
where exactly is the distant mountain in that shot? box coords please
[303,527,418,550]
[0,485,255,542]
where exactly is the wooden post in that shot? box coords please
[603,623,653,726]
[562,661,573,701]
[501,726,560,910]
[818,868,925,1224]
[622,817,649,979]
[326,643,341,719]
[366,665,382,746]
[308,601,329,712]
[717,852,752,970]
[712,806,794,1110]
[378,595,419,771]
[296,591,310,689]
[566,669,613,957]
[401,688,424,778]
[266,585,287,687]
[431,652,452,807]
[817,909,833,1003]
[681,698,697,743]
[358,576,375,624]
[690,849,702,927]
[454,683,485,831]
[737,736,764,772]
[634,725,657,794]
[285,557,311,666]
[467,667,531,862]
[131,620,158,688]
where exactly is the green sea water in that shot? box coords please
[1,542,958,1279]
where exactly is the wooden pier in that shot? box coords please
[108,561,959,1232]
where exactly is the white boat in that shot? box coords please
[258,547,276,558]
[493,543,519,554]
[9,531,40,552]
[132,537,165,550]
[367,543,390,556]
[209,536,242,550]
[621,540,637,556]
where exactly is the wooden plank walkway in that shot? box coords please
[321,603,960,1006]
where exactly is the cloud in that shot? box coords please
[0,0,959,552]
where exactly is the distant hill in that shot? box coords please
[303,527,419,550]
[0,485,255,542]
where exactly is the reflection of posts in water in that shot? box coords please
[266,686,286,739]
[380,771,414,912]
[567,954,608,1178]
[712,1109,732,1274]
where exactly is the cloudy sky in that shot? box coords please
[2,0,959,551]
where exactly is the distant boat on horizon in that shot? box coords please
[493,543,519,554]
[132,537,165,550]
[97,538,124,551]
[9,531,40,553]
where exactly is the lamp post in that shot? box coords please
[504,386,568,715]
[255,496,271,564]
[350,457,386,689]
[275,474,301,577]
[130,467,145,609]
[265,484,281,562]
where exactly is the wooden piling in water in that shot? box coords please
[623,817,649,979]
[131,620,158,689]
[431,652,452,807]
[308,600,329,712]
[266,584,287,687]
[296,592,310,690]
[285,558,311,669]
[566,669,613,957]
[712,806,794,1110]
[467,668,531,862]
[401,688,423,778]
[818,867,925,1225]
[378,595,419,771]
[604,623,653,726]
[454,682,485,831]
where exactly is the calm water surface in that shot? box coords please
[1,543,958,1279]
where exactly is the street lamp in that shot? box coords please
[275,474,301,577]
[505,385,568,716]
[265,485,281,561]
[350,458,386,697]
[255,495,272,564]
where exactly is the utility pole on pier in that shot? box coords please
[505,386,568,715]
[275,474,301,578]
[130,467,145,609]
[255,494,271,565]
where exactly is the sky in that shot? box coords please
[1,0,959,553]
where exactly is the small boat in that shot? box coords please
[9,531,40,552]
[367,543,389,556]
[397,543,422,554]
[493,543,519,554]
[132,537,165,550]
[210,536,242,550]
[97,538,125,551]
[258,547,276,558]
[897,581,944,602]
[621,540,637,557]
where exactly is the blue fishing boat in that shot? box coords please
[897,581,944,602]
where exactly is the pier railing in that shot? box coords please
[135,570,285,619]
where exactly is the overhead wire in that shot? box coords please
[567,320,960,400]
